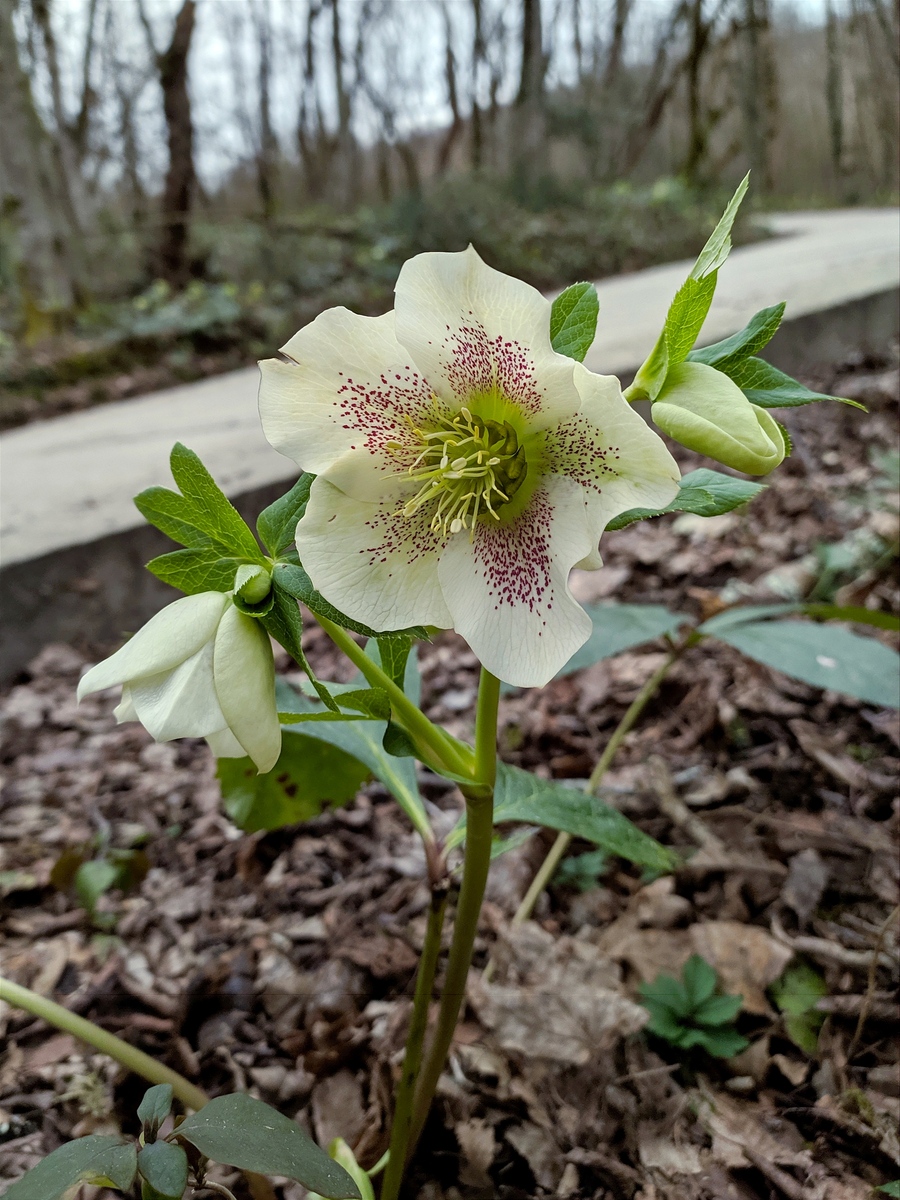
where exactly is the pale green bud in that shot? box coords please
[234,562,272,604]
[651,360,786,476]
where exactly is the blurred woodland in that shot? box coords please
[0,0,898,421]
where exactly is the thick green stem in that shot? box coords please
[406,668,499,1156]
[503,645,682,938]
[0,976,208,1111]
[317,616,473,778]
[380,888,448,1200]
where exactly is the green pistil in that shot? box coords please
[401,408,527,538]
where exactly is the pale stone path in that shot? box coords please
[2,208,897,568]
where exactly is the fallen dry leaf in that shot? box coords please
[689,920,793,1013]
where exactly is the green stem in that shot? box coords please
[317,616,473,778]
[380,888,448,1200]
[0,976,208,1112]
[503,644,683,938]
[406,668,499,1156]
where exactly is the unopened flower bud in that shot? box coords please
[651,361,786,476]
[234,563,272,605]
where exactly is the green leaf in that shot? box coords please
[134,486,222,550]
[217,731,370,833]
[697,602,800,636]
[693,993,744,1027]
[337,688,392,720]
[606,468,765,531]
[175,1093,362,1199]
[257,474,313,556]
[556,603,687,676]
[450,762,677,873]
[690,1026,749,1058]
[682,955,717,1008]
[376,635,412,690]
[643,1001,689,1042]
[169,443,262,560]
[2,1136,137,1200]
[549,282,599,362]
[717,356,863,410]
[382,720,418,759]
[137,1084,174,1136]
[145,547,239,596]
[74,859,120,914]
[275,681,432,844]
[688,302,785,367]
[692,173,750,281]
[771,961,827,1055]
[877,1182,900,1197]
[555,847,608,892]
[137,1141,188,1199]
[803,604,900,633]
[664,273,718,368]
[711,619,900,708]
[261,584,339,711]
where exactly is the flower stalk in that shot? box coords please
[0,976,208,1112]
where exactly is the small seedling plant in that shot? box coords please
[640,955,748,1059]
[3,177,898,1200]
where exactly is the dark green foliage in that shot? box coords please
[641,955,748,1058]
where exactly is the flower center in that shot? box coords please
[398,407,528,537]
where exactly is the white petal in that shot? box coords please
[213,605,281,773]
[544,363,681,556]
[296,476,453,631]
[128,637,227,741]
[77,592,229,699]
[258,310,437,499]
[394,246,581,431]
[437,476,594,688]
[113,687,139,724]
[206,727,248,759]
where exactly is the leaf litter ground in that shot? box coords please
[1,350,898,1199]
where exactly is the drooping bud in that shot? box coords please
[650,360,786,476]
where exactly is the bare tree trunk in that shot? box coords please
[470,0,485,168]
[683,0,714,184]
[0,0,86,324]
[156,0,196,287]
[296,0,333,200]
[73,0,99,162]
[737,0,777,190]
[604,0,631,86]
[329,0,356,207]
[437,1,463,173]
[513,0,547,186]
[253,0,278,221]
[824,0,845,187]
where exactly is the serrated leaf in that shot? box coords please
[257,474,313,556]
[663,273,718,368]
[607,468,765,531]
[2,1136,137,1200]
[217,730,370,833]
[338,688,391,720]
[261,584,338,711]
[275,680,432,844]
[137,1141,188,1199]
[137,1084,174,1133]
[549,282,599,362]
[134,486,221,550]
[711,619,900,708]
[556,603,687,675]
[146,547,239,596]
[693,993,743,1027]
[718,355,863,410]
[450,762,677,873]
[688,302,785,367]
[376,635,411,689]
[175,1093,361,1199]
[682,954,717,1008]
[169,443,262,560]
[692,173,750,280]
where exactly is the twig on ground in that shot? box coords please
[771,914,898,972]
[646,756,727,855]
[848,905,900,1059]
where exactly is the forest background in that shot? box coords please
[1,0,898,427]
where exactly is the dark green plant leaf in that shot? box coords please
[711,619,900,708]
[257,474,313,556]
[2,1136,137,1200]
[217,731,370,833]
[261,584,339,711]
[687,302,785,368]
[169,443,262,560]
[449,763,677,873]
[134,486,222,551]
[382,720,418,759]
[693,993,743,1027]
[640,973,692,1020]
[175,1093,361,1199]
[549,282,599,362]
[690,1026,749,1057]
[137,1141,188,1199]
[336,688,391,720]
[642,1002,688,1043]
[145,547,239,596]
[877,1182,900,1196]
[802,603,900,633]
[720,356,864,410]
[376,635,412,689]
[74,859,120,914]
[682,955,717,1008]
[555,848,608,892]
[607,468,765,531]
[556,603,687,676]
[770,961,828,1055]
[137,1085,173,1140]
[664,273,718,367]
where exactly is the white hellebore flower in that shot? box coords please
[77,591,281,772]
[259,247,680,687]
